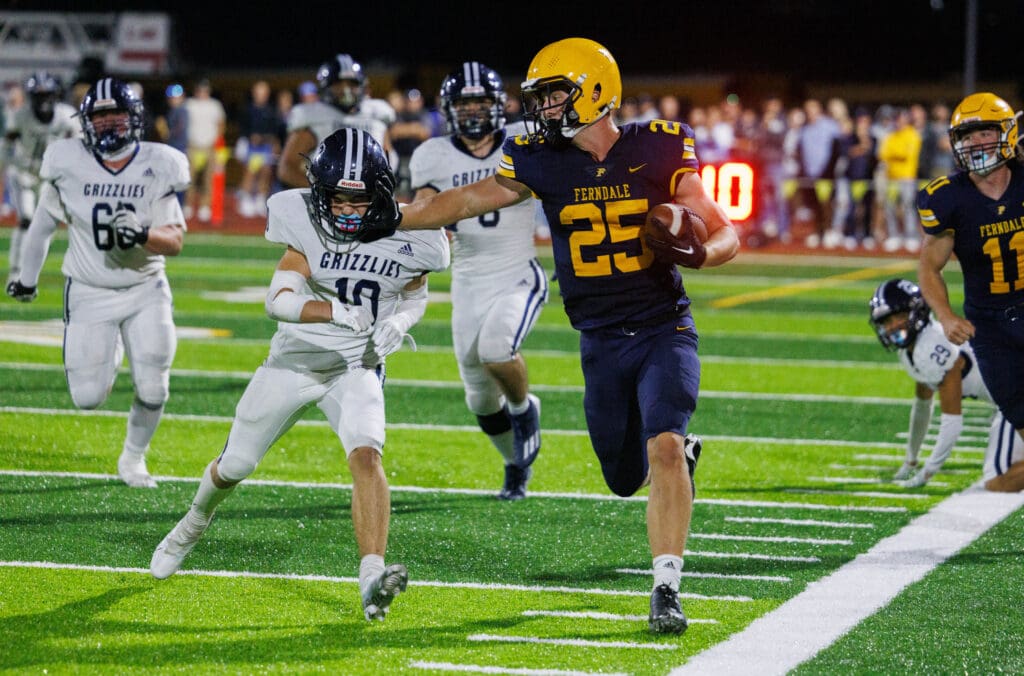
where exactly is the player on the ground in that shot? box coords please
[5,77,188,488]
[2,71,79,283]
[277,54,396,188]
[917,92,1024,492]
[364,38,740,634]
[869,278,1023,488]
[410,61,548,500]
[150,127,450,622]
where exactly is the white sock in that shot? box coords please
[653,554,684,591]
[190,461,234,521]
[489,430,515,464]
[360,554,385,595]
[508,397,530,416]
[125,398,163,455]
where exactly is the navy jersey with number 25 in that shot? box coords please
[499,120,699,330]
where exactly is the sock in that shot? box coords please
[8,225,25,277]
[490,430,515,464]
[653,554,684,591]
[476,407,515,464]
[124,398,164,455]
[189,461,235,522]
[359,554,385,596]
[508,397,530,416]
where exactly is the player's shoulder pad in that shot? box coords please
[916,174,960,231]
[265,189,311,244]
[39,137,85,179]
[144,142,191,191]
[391,228,451,271]
[363,97,396,123]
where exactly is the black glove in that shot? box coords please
[112,210,150,249]
[357,171,402,243]
[6,280,37,302]
[645,229,707,269]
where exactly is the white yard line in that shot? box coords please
[467,634,678,651]
[616,568,791,583]
[671,486,1024,675]
[522,609,718,624]
[410,661,628,676]
[725,516,875,529]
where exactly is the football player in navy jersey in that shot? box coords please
[917,92,1024,492]
[384,38,740,634]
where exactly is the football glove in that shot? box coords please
[112,209,149,249]
[372,316,415,358]
[6,280,37,303]
[329,298,373,332]
[357,172,402,243]
[645,227,707,269]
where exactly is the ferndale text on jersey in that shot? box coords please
[82,183,147,198]
[979,217,1024,238]
[572,183,632,203]
[318,250,405,278]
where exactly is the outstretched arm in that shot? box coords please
[400,174,530,230]
[918,231,974,344]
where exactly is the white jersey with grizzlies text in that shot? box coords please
[409,123,539,283]
[285,99,395,148]
[264,189,449,374]
[5,101,79,185]
[899,319,991,401]
[40,139,189,288]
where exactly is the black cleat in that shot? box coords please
[649,583,688,634]
[497,464,531,501]
[684,434,702,498]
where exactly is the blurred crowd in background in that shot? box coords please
[1,67,966,251]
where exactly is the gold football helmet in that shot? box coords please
[520,37,621,148]
[949,92,1019,175]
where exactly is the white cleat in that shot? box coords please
[899,468,934,489]
[117,450,157,488]
[362,563,408,621]
[150,514,210,579]
[892,461,918,481]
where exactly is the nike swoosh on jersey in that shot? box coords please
[628,163,648,173]
[674,245,694,255]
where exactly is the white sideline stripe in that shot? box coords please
[807,476,951,488]
[726,517,875,529]
[690,532,852,546]
[0,561,750,601]
[616,568,791,583]
[786,489,932,500]
[522,609,718,624]
[410,661,628,676]
[828,464,889,471]
[671,486,1024,675]
[0,469,909,513]
[468,633,678,651]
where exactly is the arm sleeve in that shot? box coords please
[923,413,963,473]
[18,182,61,286]
[905,396,933,464]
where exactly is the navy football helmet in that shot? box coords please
[25,71,63,124]
[79,77,144,156]
[316,54,365,113]
[440,61,507,141]
[305,127,395,246]
[869,279,931,351]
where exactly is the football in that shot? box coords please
[645,202,708,242]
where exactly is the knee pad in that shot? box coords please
[67,368,116,410]
[131,362,170,408]
[215,452,257,483]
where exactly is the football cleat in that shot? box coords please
[497,464,532,501]
[117,450,157,488]
[511,394,541,469]
[684,434,702,498]
[649,583,688,634]
[150,513,211,579]
[362,563,408,621]
[892,461,918,481]
[900,468,934,489]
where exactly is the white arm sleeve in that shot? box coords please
[265,269,312,322]
[18,182,61,287]
[923,413,963,473]
[905,397,933,464]
[389,281,428,333]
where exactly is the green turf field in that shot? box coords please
[2,230,1021,675]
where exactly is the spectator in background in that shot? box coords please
[615,96,639,125]
[658,94,682,123]
[919,102,953,179]
[877,106,922,252]
[504,94,523,124]
[635,93,659,123]
[797,98,840,247]
[756,97,790,242]
[842,108,879,249]
[235,80,281,217]
[823,98,852,249]
[155,83,189,154]
[184,79,226,222]
[388,88,434,202]
[297,81,318,104]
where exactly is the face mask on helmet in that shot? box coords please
[521,78,584,149]
[309,185,371,241]
[79,78,144,158]
[869,279,930,351]
[440,62,507,141]
[29,92,57,124]
[448,96,504,140]
[948,92,1019,176]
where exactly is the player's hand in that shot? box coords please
[6,280,37,303]
[372,317,407,358]
[357,171,402,243]
[940,315,975,345]
[329,298,373,332]
[112,209,149,249]
[645,228,707,269]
